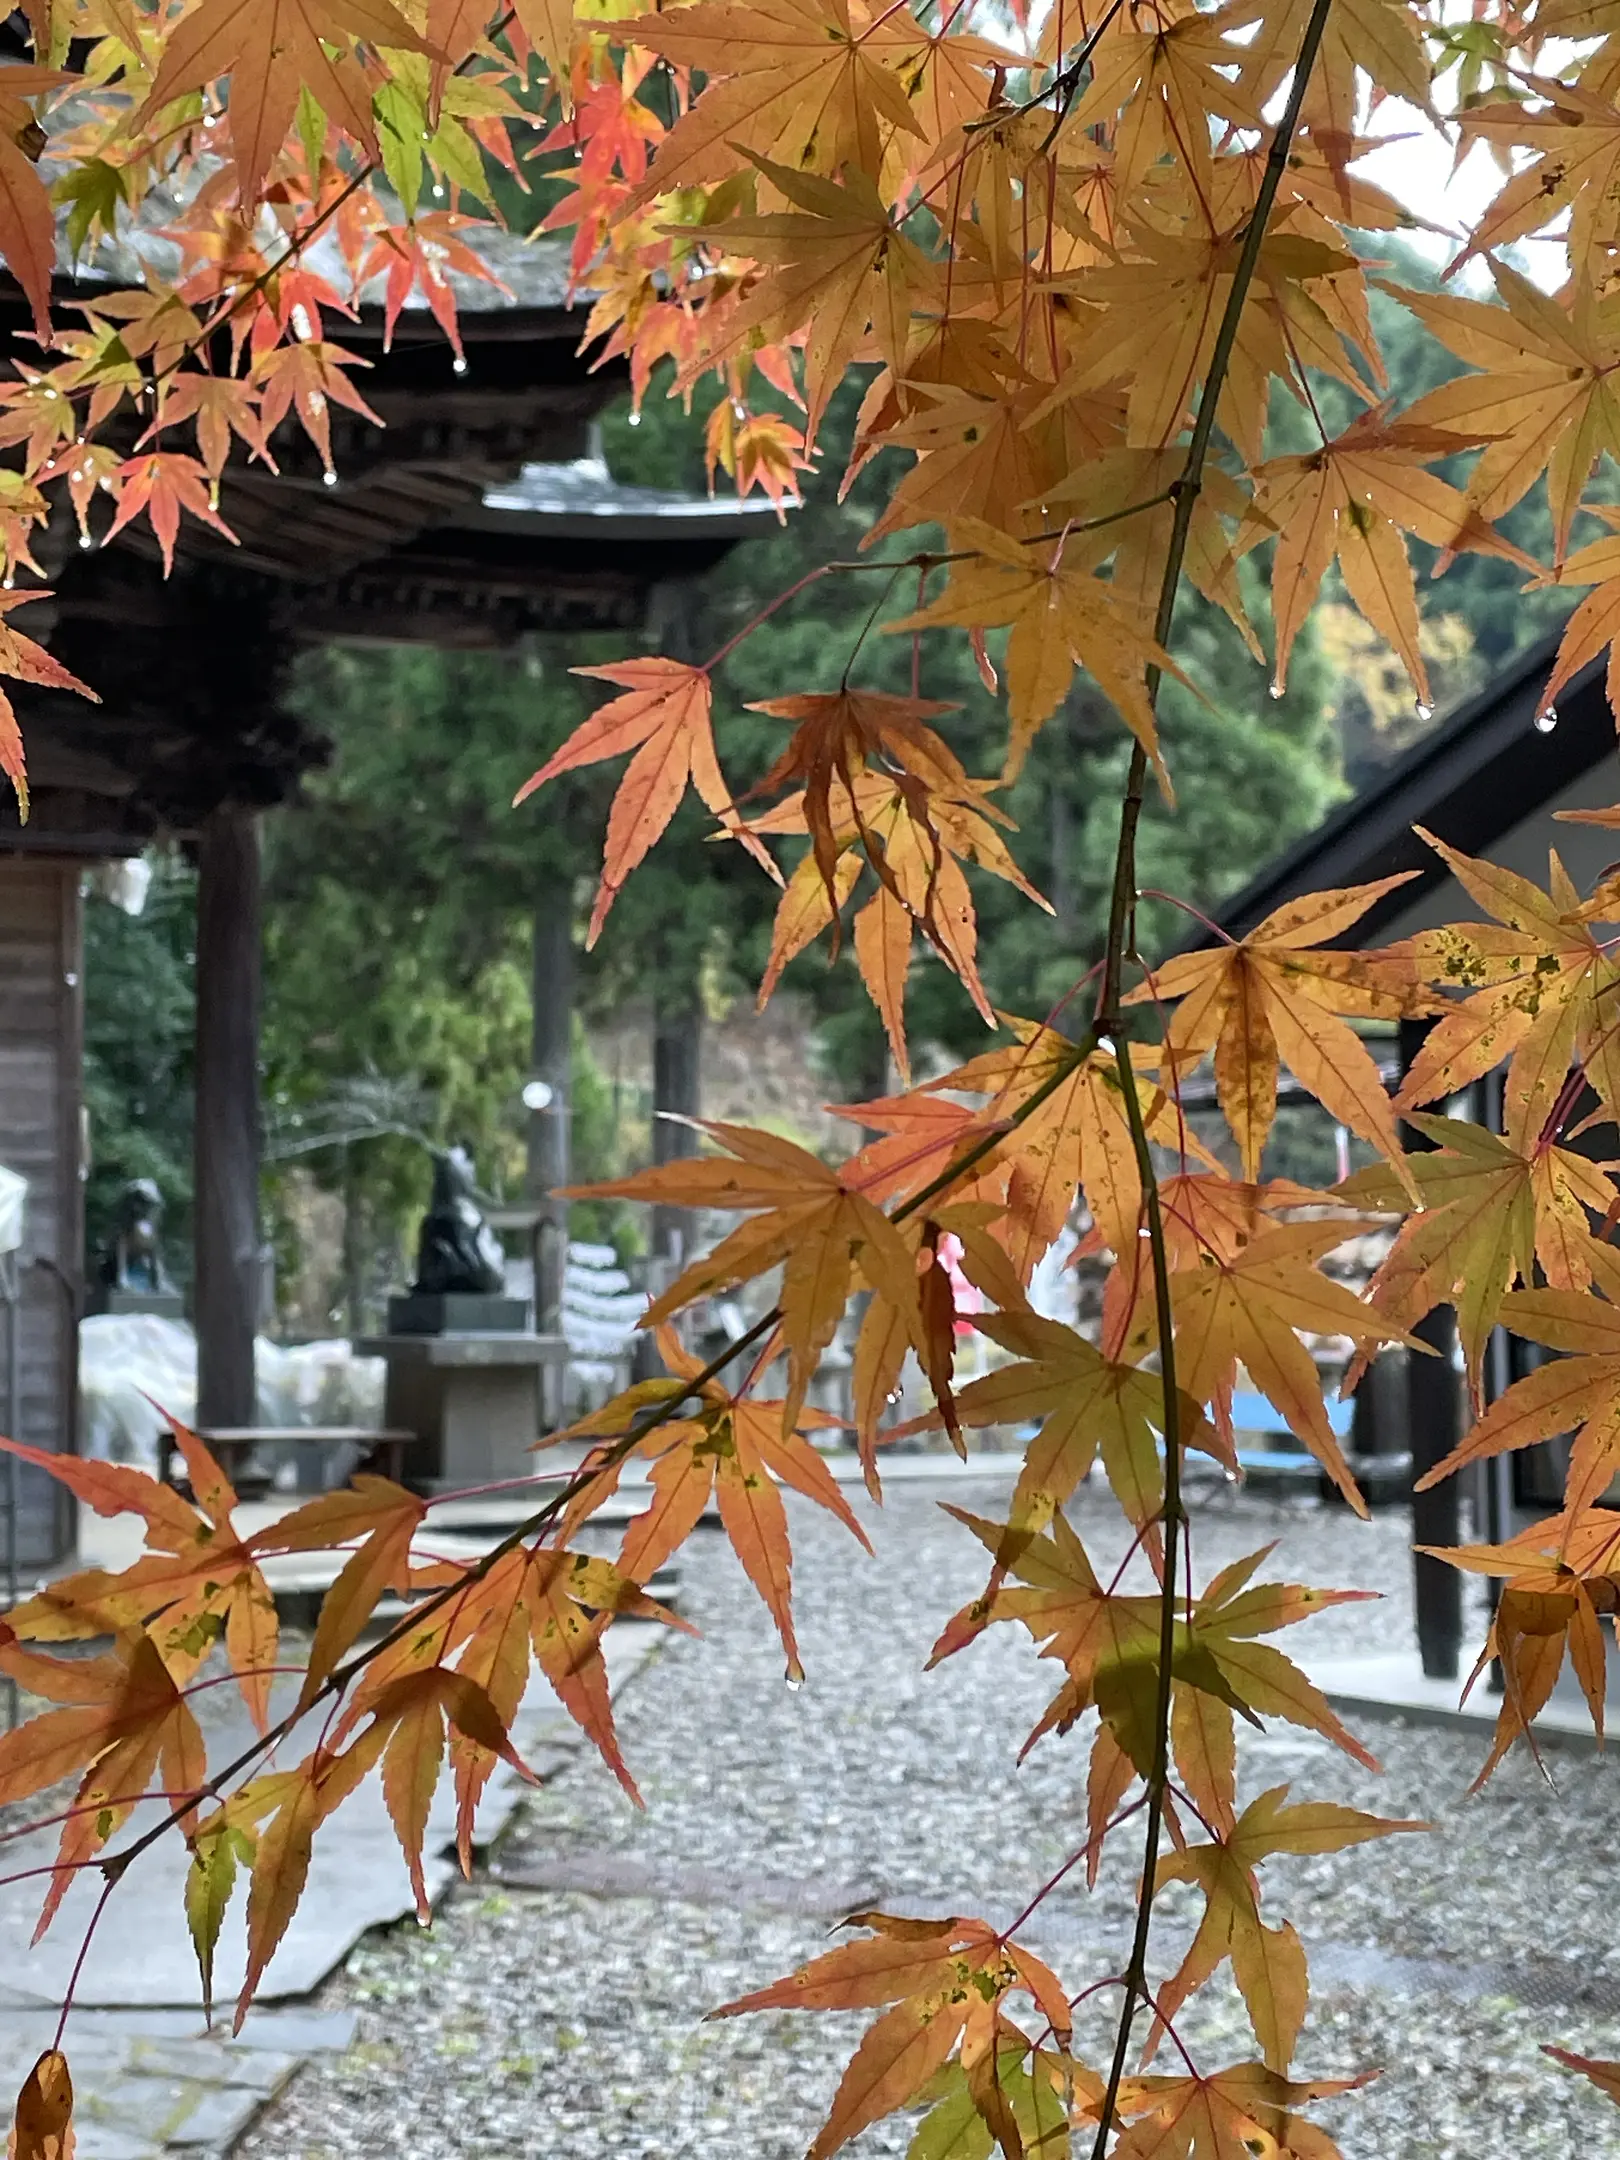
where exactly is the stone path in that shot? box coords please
[232,1480,1620,2160]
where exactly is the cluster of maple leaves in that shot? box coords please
[10,0,1620,2154]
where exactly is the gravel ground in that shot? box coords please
[239,1480,1620,2160]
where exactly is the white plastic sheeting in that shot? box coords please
[0,1165,25,1256]
[79,1238,649,1468]
[80,1315,385,1470]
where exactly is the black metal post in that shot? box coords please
[1398,1017,1464,1680]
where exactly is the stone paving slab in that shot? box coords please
[0,1627,661,2155]
[1305,1646,1613,1749]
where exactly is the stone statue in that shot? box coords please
[98,1178,176,1295]
[411,1145,506,1297]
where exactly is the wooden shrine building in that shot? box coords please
[1203,633,1620,1677]
[0,233,771,1563]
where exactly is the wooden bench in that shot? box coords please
[159,1425,420,1497]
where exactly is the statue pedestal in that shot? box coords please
[88,1287,186,1319]
[386,1292,530,1335]
[356,1331,569,1489]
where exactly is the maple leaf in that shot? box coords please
[1238,0,1432,164]
[899,1311,1221,1553]
[569,1119,922,1430]
[250,340,381,476]
[1526,506,1620,720]
[142,372,274,480]
[0,587,100,821]
[1104,2062,1374,2160]
[908,2039,1080,2160]
[620,0,923,202]
[709,1911,1070,2160]
[0,117,58,345]
[0,1629,206,1941]
[1126,876,1434,1190]
[750,765,1049,1058]
[1338,1112,1616,1406]
[1150,1786,1423,2071]
[246,1474,427,1709]
[1395,832,1620,1146]
[1415,1233,1620,1526]
[197,1729,392,2026]
[1232,410,1530,702]
[1166,1219,1422,1515]
[892,520,1181,783]
[930,1506,1206,1774]
[1391,264,1620,554]
[516,659,766,944]
[8,2050,74,2160]
[141,0,437,205]
[676,159,930,445]
[360,1539,682,1811]
[1096,1170,1332,1361]
[746,685,972,909]
[1545,2046,1620,2111]
[1067,7,1262,208]
[925,1021,1191,1279]
[105,453,237,576]
[547,1331,867,1680]
[353,212,509,363]
[0,1424,281,1728]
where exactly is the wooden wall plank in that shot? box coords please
[0,857,83,1565]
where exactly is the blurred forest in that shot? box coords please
[82,242,1576,1322]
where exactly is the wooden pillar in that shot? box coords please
[194,808,261,1427]
[528,894,573,1336]
[651,994,702,1267]
[0,857,83,1564]
[1398,1017,1463,1680]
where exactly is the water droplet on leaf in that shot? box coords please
[452,355,468,376]
[627,411,641,428]
[785,1675,804,1693]
[323,470,339,488]
[1535,705,1558,733]
[1415,701,1433,721]
[1269,680,1284,701]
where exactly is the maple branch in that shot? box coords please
[1082,0,1336,2143]
[959,0,1125,143]
[1096,0,1337,1033]
[997,1794,1146,1941]
[1083,1046,1186,2160]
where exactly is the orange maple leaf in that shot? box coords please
[0,587,100,821]
[569,1120,924,1431]
[1103,2061,1375,2160]
[1415,1234,1620,1527]
[548,1331,869,1681]
[1126,876,1434,1190]
[710,1911,1071,2160]
[1396,833,1620,1147]
[8,2048,74,2160]
[105,453,237,576]
[141,0,438,205]
[517,658,767,943]
[0,1628,206,1941]
[0,1423,282,1729]
[1149,1787,1423,2071]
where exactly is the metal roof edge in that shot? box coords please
[1186,629,1610,947]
